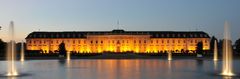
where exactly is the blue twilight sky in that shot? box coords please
[0,0,240,42]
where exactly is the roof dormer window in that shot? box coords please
[56,34,59,38]
[67,34,70,38]
[200,34,203,37]
[39,34,42,38]
[172,34,175,37]
[205,35,208,37]
[190,34,193,38]
[156,34,159,37]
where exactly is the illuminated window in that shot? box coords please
[117,40,120,44]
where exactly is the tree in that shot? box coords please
[218,39,224,55]
[196,42,203,55]
[210,36,217,53]
[0,39,5,49]
[58,42,67,56]
[0,39,6,55]
[234,38,240,54]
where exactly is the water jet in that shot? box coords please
[20,41,24,62]
[6,21,18,76]
[214,40,218,61]
[221,21,235,76]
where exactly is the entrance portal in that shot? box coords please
[116,46,120,53]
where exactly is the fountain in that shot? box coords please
[221,21,234,76]
[66,52,71,61]
[20,41,25,62]
[6,21,18,76]
[214,40,218,61]
[168,51,172,61]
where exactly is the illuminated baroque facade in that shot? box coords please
[25,29,210,53]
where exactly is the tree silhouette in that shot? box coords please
[210,36,217,53]
[234,38,240,54]
[0,39,6,55]
[58,42,67,56]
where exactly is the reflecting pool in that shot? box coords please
[0,59,239,79]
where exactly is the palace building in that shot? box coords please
[25,29,210,53]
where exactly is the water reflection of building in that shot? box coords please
[25,29,210,53]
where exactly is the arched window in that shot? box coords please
[117,40,120,44]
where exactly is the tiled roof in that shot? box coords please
[25,29,210,39]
